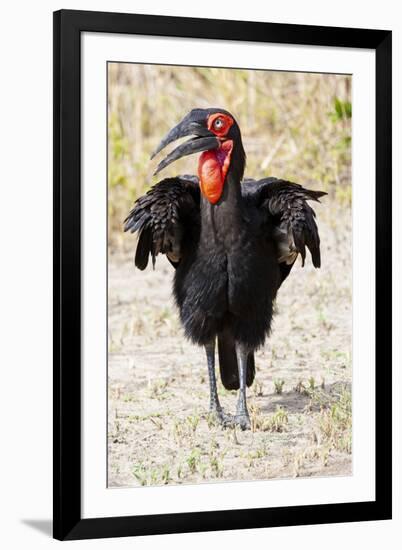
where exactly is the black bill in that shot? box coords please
[151,110,219,176]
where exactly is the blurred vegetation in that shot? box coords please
[108,63,351,250]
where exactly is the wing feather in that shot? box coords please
[124,176,200,270]
[242,177,326,269]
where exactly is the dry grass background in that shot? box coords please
[107,63,352,487]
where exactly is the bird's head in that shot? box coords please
[151,108,246,204]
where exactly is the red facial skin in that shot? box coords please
[198,113,234,204]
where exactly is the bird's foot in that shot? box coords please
[209,407,234,428]
[233,412,251,431]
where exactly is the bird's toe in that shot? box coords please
[209,407,234,428]
[233,413,251,431]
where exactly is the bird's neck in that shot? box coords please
[199,168,244,248]
[198,137,246,247]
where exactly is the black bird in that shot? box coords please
[124,108,326,430]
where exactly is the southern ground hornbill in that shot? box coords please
[124,108,326,430]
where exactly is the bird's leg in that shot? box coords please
[234,343,251,430]
[205,340,232,426]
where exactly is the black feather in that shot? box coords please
[218,328,255,390]
[242,177,325,274]
[124,176,200,270]
[135,228,152,270]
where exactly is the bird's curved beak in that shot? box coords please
[151,111,219,176]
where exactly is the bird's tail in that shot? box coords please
[217,329,255,390]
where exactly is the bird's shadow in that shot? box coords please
[21,519,52,537]
[258,381,351,414]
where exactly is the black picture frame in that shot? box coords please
[53,9,392,541]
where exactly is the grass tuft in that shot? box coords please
[273,378,285,394]
[319,386,352,453]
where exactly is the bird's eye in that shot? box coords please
[214,118,224,130]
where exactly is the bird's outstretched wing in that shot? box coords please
[242,177,326,269]
[124,176,200,270]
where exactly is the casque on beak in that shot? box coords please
[151,110,220,176]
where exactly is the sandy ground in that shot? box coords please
[107,202,352,488]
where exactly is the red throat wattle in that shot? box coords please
[198,140,233,204]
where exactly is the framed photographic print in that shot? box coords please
[53,9,392,541]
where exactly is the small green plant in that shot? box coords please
[264,406,289,432]
[122,393,135,403]
[329,97,352,122]
[132,463,148,486]
[319,386,352,453]
[173,419,185,442]
[207,442,225,478]
[161,465,171,485]
[209,454,224,477]
[132,462,174,486]
[250,404,288,432]
[273,378,285,395]
[127,412,163,423]
[246,441,269,467]
[199,463,208,479]
[294,380,307,394]
[186,449,201,474]
[148,379,169,399]
[186,414,200,434]
[249,403,263,432]
[205,412,218,430]
[253,380,264,397]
